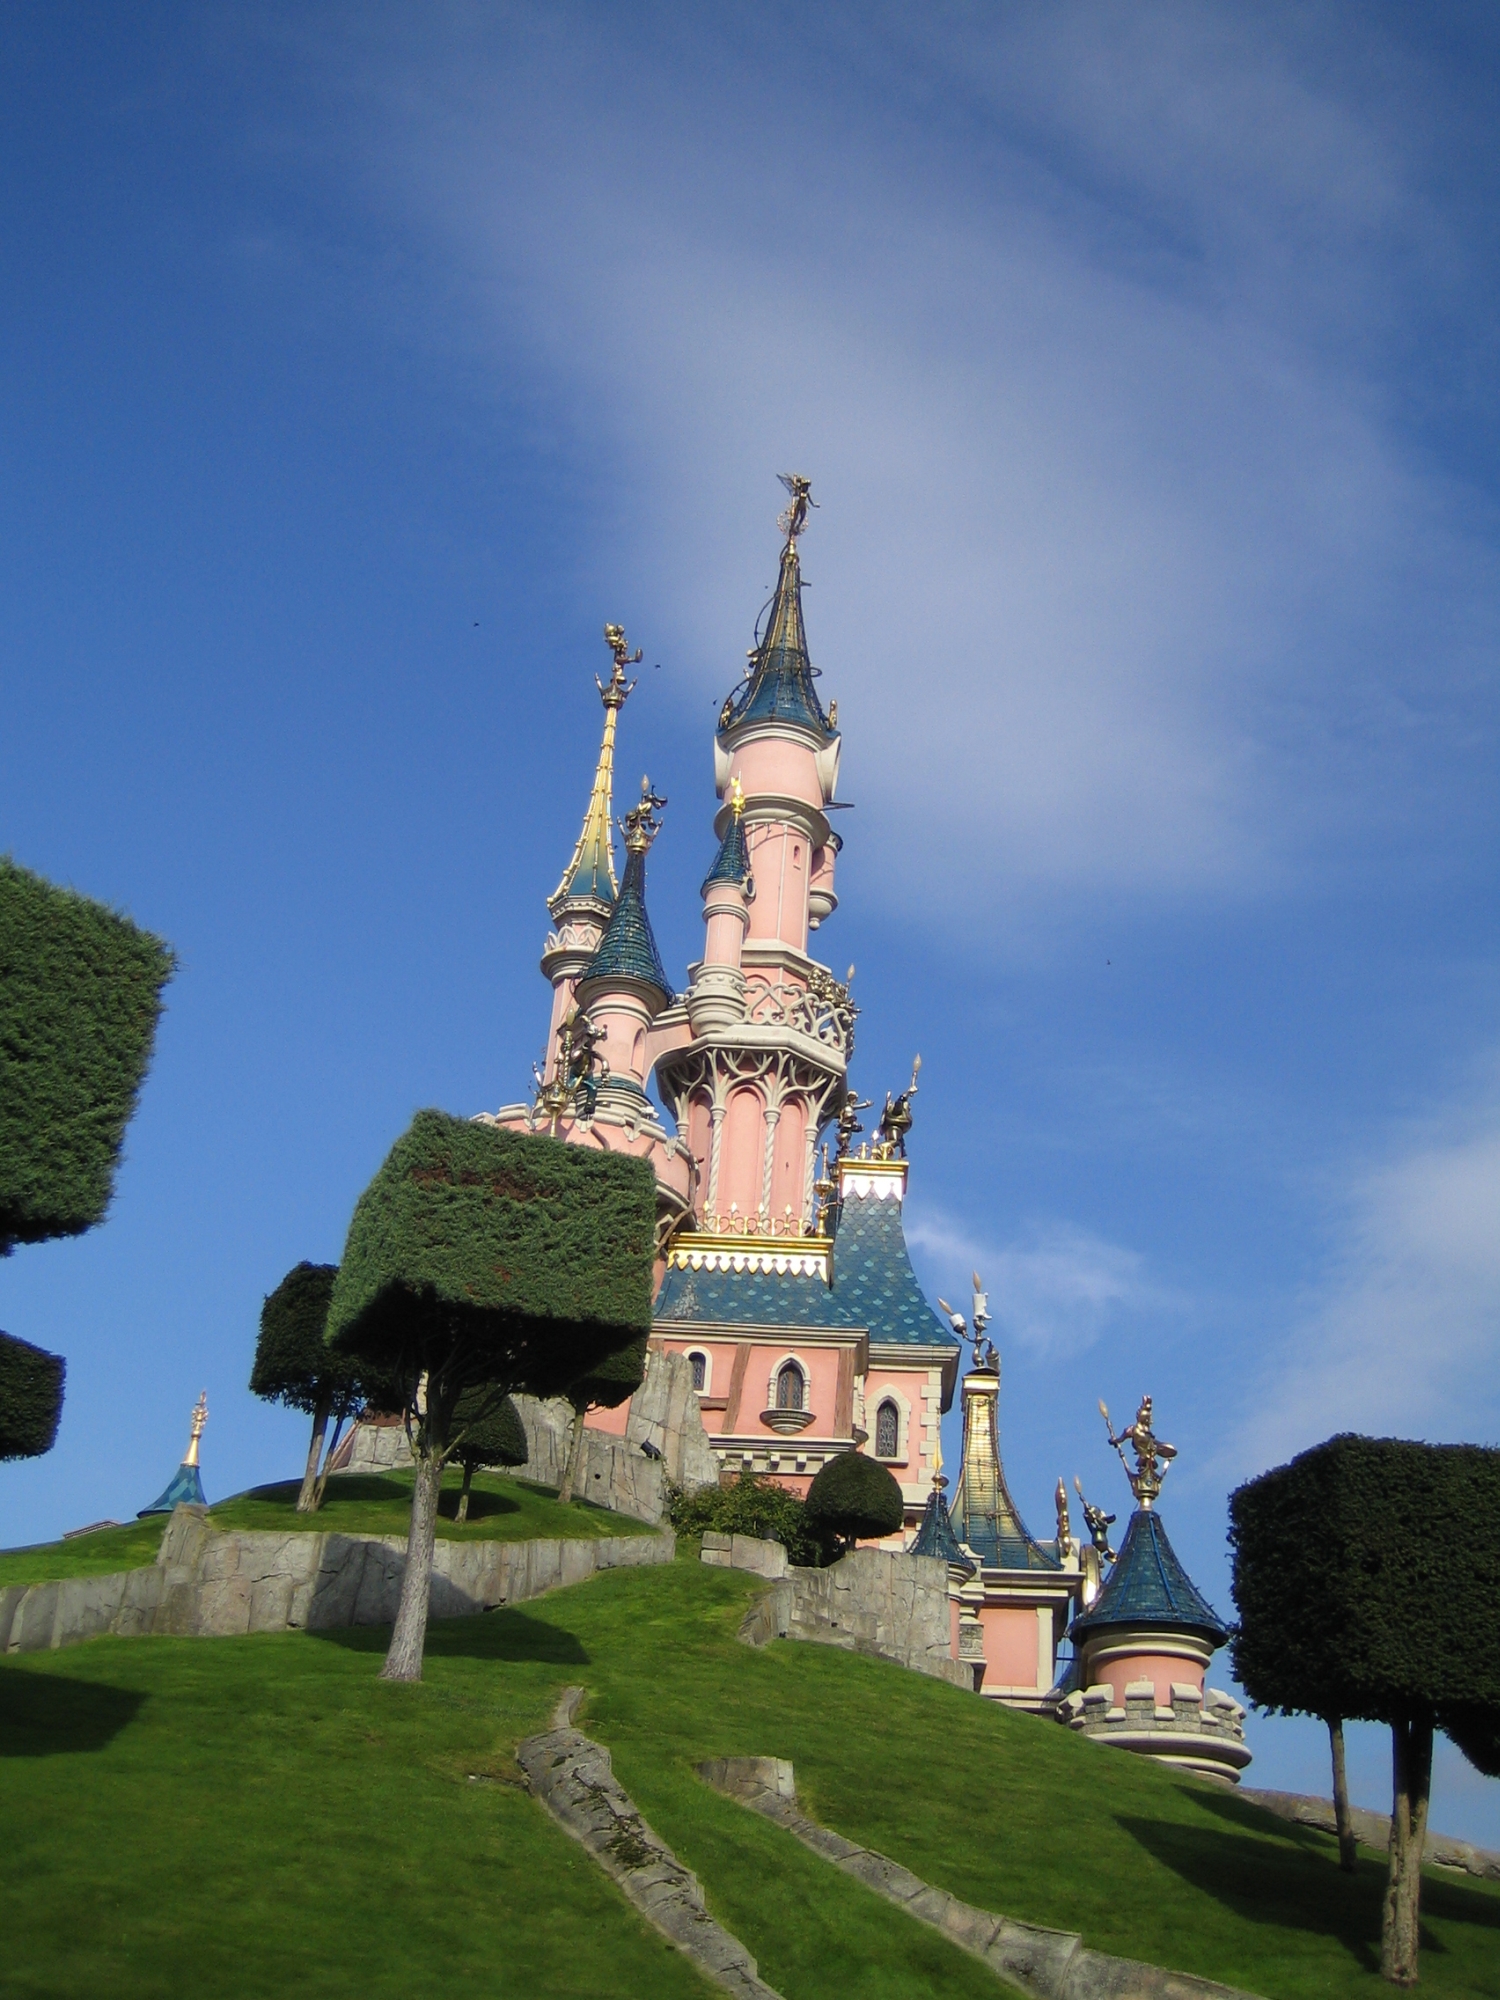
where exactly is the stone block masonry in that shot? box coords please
[0,1506,671,1654]
[705,1533,972,1690]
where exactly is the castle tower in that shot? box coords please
[1056,1398,1250,1782]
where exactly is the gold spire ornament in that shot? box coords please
[1099,1394,1177,1509]
[776,472,816,544]
[184,1390,208,1468]
[621,774,667,854]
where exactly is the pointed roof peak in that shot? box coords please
[549,628,641,917]
[720,477,835,739]
[1069,1506,1228,1647]
[578,798,673,1003]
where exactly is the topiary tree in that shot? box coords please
[326,1110,655,1681]
[556,1333,648,1506]
[0,1330,66,1462]
[250,1262,400,1513]
[1229,1435,1500,1987]
[449,1386,528,1521]
[0,858,173,1459]
[805,1449,905,1554]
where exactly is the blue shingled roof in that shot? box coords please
[911,1485,973,1569]
[654,1260,848,1330]
[579,848,672,1001]
[702,811,751,893]
[723,538,834,738]
[138,1459,206,1517]
[1069,1507,1228,1647]
[829,1187,956,1347]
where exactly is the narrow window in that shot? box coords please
[776,1362,805,1412]
[875,1400,899,1458]
[688,1351,707,1392]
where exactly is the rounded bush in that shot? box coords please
[805,1450,904,1545]
[452,1387,528,1471]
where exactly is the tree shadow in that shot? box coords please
[0,1669,146,1756]
[311,1603,590,1666]
[436,1488,521,1524]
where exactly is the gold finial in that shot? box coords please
[776,472,816,543]
[598,625,641,708]
[873,1054,921,1160]
[1099,1394,1177,1509]
[621,774,667,854]
[184,1390,208,1469]
[728,775,745,818]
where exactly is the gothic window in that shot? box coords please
[775,1362,805,1412]
[875,1400,899,1459]
[688,1350,707,1392]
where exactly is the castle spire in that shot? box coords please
[576,777,673,1004]
[719,474,834,739]
[549,626,638,917]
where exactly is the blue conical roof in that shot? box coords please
[722,537,834,737]
[138,1459,206,1517]
[911,1484,973,1570]
[1069,1507,1228,1648]
[702,810,751,895]
[579,848,672,1002]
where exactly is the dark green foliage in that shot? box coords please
[251,1264,352,1414]
[805,1450,905,1546]
[1229,1434,1500,1727]
[567,1333,648,1414]
[1441,1706,1500,1778]
[666,1470,822,1566]
[0,857,174,1253]
[0,1330,66,1461]
[326,1111,655,1400]
[451,1388,528,1471]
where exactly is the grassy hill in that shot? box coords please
[1,1544,1496,1999]
[0,1469,646,1587]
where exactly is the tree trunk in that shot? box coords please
[1329,1717,1358,1873]
[1381,1710,1433,1985]
[557,1402,588,1505]
[379,1447,443,1683]
[311,1411,348,1511]
[296,1395,330,1513]
[457,1459,474,1523]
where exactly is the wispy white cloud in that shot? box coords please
[297,2,1499,917]
[1228,1063,1500,1478]
[906,1206,1155,1356]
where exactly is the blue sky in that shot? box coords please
[3,4,1498,1837]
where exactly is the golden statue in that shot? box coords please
[1099,1393,1177,1508]
[776,472,816,542]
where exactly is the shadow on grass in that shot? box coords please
[0,1669,147,1756]
[312,1603,590,1666]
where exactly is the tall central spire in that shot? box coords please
[720,474,834,738]
[550,626,639,917]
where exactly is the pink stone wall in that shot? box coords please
[1087,1651,1205,1707]
[719,1088,763,1217]
[980,1604,1041,1691]
[769,1097,808,1223]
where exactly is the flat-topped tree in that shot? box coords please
[0,1331,66,1462]
[1230,1435,1500,1987]
[805,1449,904,1555]
[251,1262,399,1513]
[556,1333,648,1505]
[327,1110,655,1681]
[450,1387,528,1521]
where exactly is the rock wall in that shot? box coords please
[705,1532,972,1691]
[340,1348,718,1526]
[0,1505,671,1654]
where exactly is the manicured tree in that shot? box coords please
[556,1333,648,1506]
[1229,1435,1500,1987]
[805,1449,905,1554]
[0,858,173,1458]
[0,857,174,1253]
[0,1331,66,1461]
[250,1262,399,1513]
[326,1110,655,1682]
[449,1387,528,1522]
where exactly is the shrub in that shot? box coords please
[667,1470,821,1567]
[0,1330,66,1461]
[805,1450,904,1550]
[450,1387,528,1521]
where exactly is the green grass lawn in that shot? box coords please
[0,1470,649,1587]
[1,1547,1496,2000]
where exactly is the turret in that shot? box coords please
[539,627,638,1077]
[573,776,673,1103]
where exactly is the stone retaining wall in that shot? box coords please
[1239,1789,1500,1883]
[704,1533,972,1690]
[0,1505,671,1655]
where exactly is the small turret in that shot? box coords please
[574,777,673,1098]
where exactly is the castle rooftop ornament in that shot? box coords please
[138,1390,208,1516]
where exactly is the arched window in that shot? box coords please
[875,1400,899,1459]
[775,1362,805,1412]
[687,1351,707,1392]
